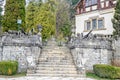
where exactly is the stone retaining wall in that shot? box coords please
[69,34,113,71]
[113,38,120,60]
[0,31,42,73]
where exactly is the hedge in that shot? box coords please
[93,64,120,79]
[0,61,18,75]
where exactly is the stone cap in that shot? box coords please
[0,31,42,48]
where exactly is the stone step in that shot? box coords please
[27,39,80,77]
[35,70,77,74]
[43,48,69,51]
[37,65,76,68]
[39,60,73,63]
[39,57,72,60]
[42,51,69,53]
[42,46,70,50]
[40,54,71,57]
[39,57,72,61]
[38,62,73,65]
[40,53,71,58]
[40,53,71,56]
[38,59,73,63]
[27,73,84,77]
[42,50,70,53]
[36,67,77,71]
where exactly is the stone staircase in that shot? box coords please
[27,38,83,77]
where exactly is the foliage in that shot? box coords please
[60,23,71,38]
[26,0,56,40]
[0,61,18,75]
[26,1,38,33]
[93,64,120,79]
[34,0,56,40]
[86,72,115,80]
[67,0,80,6]
[0,7,2,34]
[56,0,71,39]
[2,0,26,32]
[112,0,120,37]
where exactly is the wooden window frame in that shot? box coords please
[84,17,106,32]
[98,17,105,29]
[84,20,91,31]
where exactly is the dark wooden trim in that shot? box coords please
[76,0,116,15]
[97,0,101,9]
[85,3,97,8]
[104,1,106,8]
[83,0,86,12]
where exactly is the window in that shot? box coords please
[98,19,104,29]
[92,19,97,29]
[85,0,97,7]
[91,0,97,5]
[84,17,104,31]
[86,21,91,30]
[86,0,89,6]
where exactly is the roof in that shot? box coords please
[74,0,82,9]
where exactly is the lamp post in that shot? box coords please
[17,19,22,31]
[71,24,76,41]
[37,24,43,45]
[37,24,42,32]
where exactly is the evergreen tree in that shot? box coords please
[112,0,120,37]
[34,0,56,40]
[26,1,36,33]
[0,7,2,34]
[26,0,56,40]
[2,0,26,32]
[0,7,2,26]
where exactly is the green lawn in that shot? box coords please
[86,72,115,80]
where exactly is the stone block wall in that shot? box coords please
[0,31,42,73]
[112,38,120,60]
[69,34,113,71]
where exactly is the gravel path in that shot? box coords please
[0,77,95,80]
[0,77,94,80]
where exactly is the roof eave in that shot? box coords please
[74,0,82,9]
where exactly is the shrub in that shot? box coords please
[0,61,18,75]
[93,64,120,79]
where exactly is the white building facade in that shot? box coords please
[0,0,5,15]
[75,0,117,35]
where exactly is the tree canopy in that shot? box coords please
[2,0,26,32]
[26,0,56,40]
[112,0,120,37]
[56,0,72,40]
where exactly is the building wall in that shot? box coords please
[75,8,114,35]
[0,0,5,15]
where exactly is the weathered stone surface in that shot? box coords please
[27,38,83,77]
[0,77,95,80]
[0,31,42,73]
[69,34,113,71]
[113,38,120,60]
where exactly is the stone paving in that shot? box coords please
[0,77,95,80]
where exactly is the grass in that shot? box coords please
[0,73,26,78]
[86,72,116,80]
